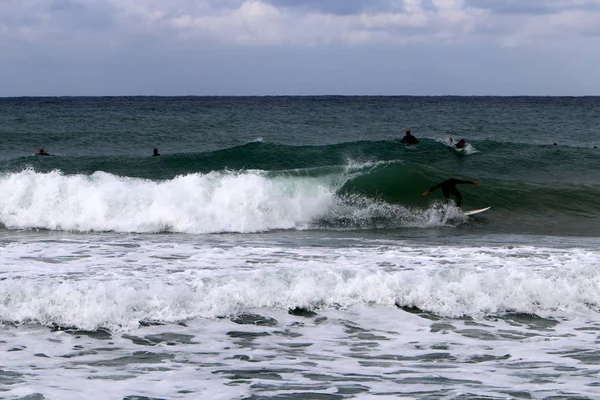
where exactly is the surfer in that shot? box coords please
[401,130,419,145]
[449,137,466,149]
[152,148,160,156]
[422,178,479,207]
[37,148,51,156]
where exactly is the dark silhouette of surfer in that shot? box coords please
[152,148,160,156]
[37,148,51,156]
[401,130,419,145]
[423,178,479,207]
[449,137,466,149]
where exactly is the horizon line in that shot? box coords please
[2,94,600,99]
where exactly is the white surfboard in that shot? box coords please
[463,206,491,216]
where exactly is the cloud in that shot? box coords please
[465,0,600,15]
[264,0,398,15]
[0,0,116,49]
[145,0,488,46]
[2,0,600,50]
[1,0,599,96]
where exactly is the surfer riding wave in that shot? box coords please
[422,178,479,207]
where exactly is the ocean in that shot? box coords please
[1,96,599,399]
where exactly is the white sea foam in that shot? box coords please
[0,169,337,233]
[2,233,600,399]
[1,236,599,332]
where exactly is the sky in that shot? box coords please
[1,0,599,96]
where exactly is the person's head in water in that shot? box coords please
[456,139,466,149]
[38,148,49,155]
[401,129,419,145]
[152,148,160,156]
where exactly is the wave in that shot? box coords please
[1,248,599,332]
[0,163,471,233]
[1,159,599,234]
[3,139,599,183]
[1,139,599,234]
[1,140,406,180]
[0,168,333,233]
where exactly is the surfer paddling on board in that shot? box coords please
[454,139,466,149]
[422,178,479,207]
[449,137,467,149]
[401,129,419,145]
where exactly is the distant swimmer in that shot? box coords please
[422,178,480,207]
[401,129,419,145]
[449,137,466,149]
[37,148,51,156]
[152,148,160,156]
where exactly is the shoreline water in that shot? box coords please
[2,229,600,399]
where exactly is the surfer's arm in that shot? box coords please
[423,183,442,195]
[455,180,479,185]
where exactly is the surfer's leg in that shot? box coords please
[450,188,462,207]
[442,187,450,203]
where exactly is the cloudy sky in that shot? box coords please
[1,0,599,96]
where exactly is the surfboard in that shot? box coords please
[463,206,490,216]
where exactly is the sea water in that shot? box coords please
[1,96,600,399]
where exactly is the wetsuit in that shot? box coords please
[401,134,419,145]
[427,178,476,207]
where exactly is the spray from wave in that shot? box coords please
[0,169,335,233]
